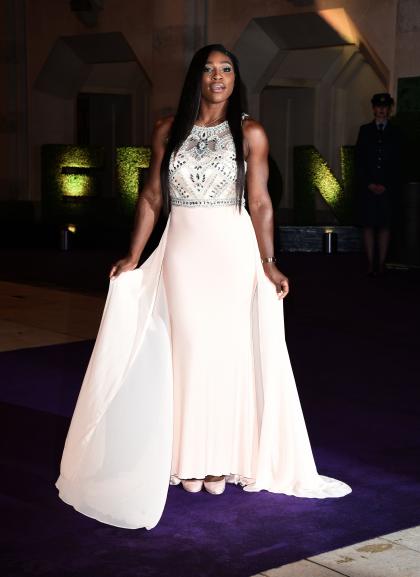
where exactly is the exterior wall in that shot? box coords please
[2,0,420,204]
[205,0,420,212]
[23,0,188,201]
[0,0,14,200]
[25,0,154,104]
[395,0,420,79]
[208,0,399,85]
[0,0,28,201]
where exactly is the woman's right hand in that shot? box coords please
[109,256,138,279]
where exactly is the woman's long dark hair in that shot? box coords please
[160,44,245,214]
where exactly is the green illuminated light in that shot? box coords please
[60,173,92,197]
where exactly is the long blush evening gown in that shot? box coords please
[56,120,351,529]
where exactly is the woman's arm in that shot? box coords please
[110,117,173,278]
[244,119,289,299]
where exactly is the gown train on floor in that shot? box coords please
[56,207,351,530]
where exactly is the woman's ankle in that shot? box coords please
[204,475,225,482]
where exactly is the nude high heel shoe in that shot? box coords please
[204,476,226,495]
[181,479,204,493]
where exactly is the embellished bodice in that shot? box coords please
[168,121,240,207]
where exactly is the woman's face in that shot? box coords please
[201,51,235,104]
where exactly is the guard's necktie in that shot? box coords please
[378,123,384,132]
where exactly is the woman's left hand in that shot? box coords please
[263,263,289,299]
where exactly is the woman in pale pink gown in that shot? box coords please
[56,45,351,530]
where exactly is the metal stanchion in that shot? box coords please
[60,225,76,251]
[323,229,337,254]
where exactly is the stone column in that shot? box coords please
[0,0,28,201]
[184,0,208,67]
[151,0,187,120]
[151,0,208,120]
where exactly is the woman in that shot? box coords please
[56,45,351,530]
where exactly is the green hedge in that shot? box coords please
[396,76,420,181]
[293,145,355,225]
[340,145,356,222]
[42,145,105,227]
[41,145,151,229]
[42,144,359,230]
[116,147,151,218]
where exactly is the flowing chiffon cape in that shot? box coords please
[56,214,351,530]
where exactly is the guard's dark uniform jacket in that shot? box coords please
[355,121,401,227]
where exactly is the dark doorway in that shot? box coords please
[261,86,315,216]
[77,93,132,197]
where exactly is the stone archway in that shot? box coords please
[234,9,387,220]
[31,32,151,201]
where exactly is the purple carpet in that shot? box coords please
[1,255,419,577]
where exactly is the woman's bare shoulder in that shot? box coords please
[152,115,175,145]
[242,116,269,150]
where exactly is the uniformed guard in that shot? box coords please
[355,93,401,275]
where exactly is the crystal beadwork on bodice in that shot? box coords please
[169,121,240,207]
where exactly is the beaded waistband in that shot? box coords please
[170,197,245,208]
